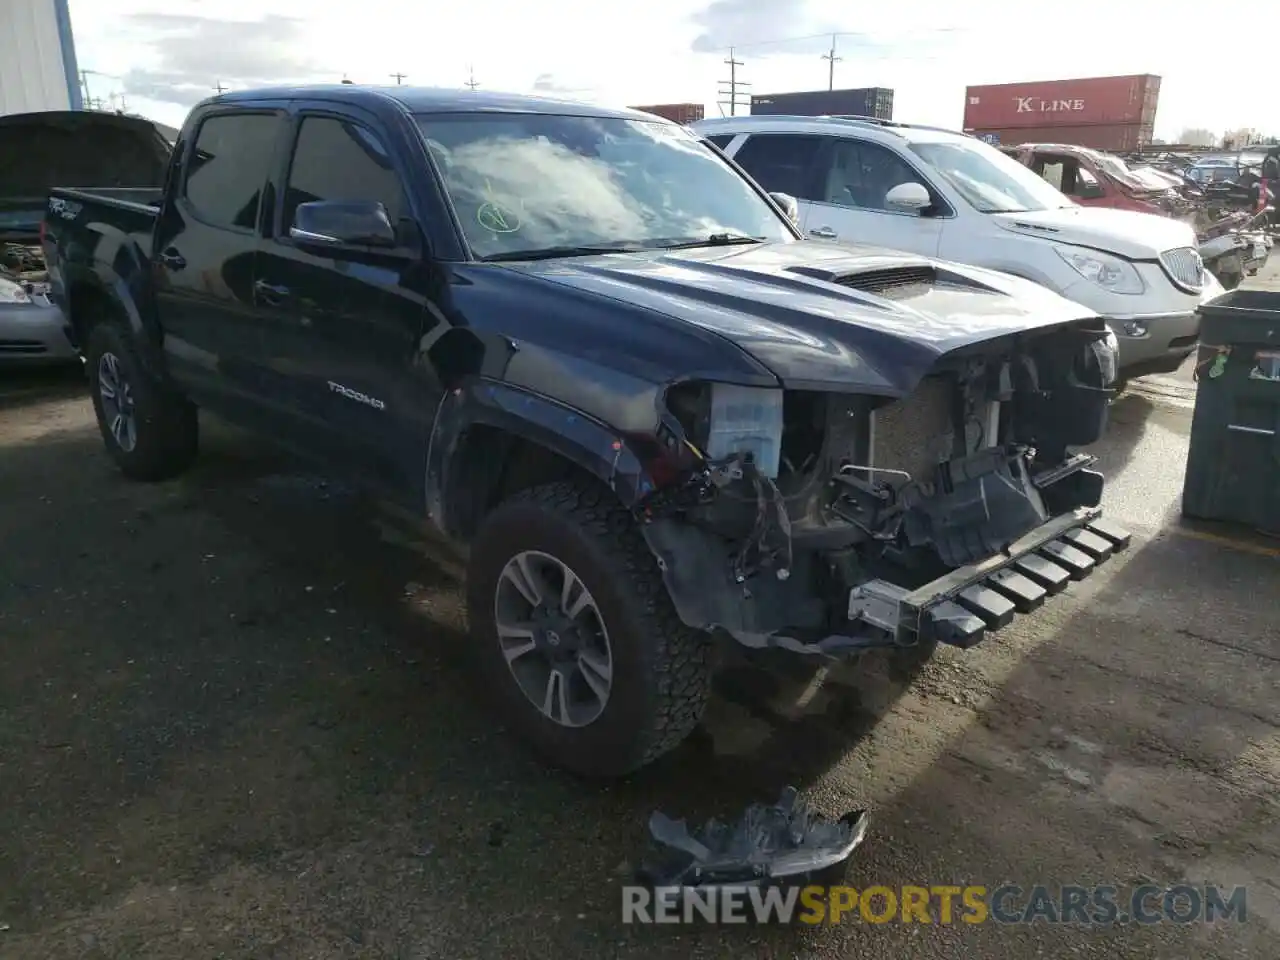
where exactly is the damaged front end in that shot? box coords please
[636,318,1131,656]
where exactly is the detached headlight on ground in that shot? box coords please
[0,280,32,304]
[1055,247,1144,295]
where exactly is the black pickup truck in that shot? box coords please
[44,85,1128,778]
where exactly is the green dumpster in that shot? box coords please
[1181,275,1280,533]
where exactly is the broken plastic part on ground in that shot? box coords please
[637,786,869,889]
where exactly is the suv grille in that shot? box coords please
[834,265,936,300]
[1159,247,1205,292]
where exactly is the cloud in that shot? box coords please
[690,0,838,54]
[118,13,326,104]
[531,73,595,97]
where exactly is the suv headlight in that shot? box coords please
[1054,246,1145,295]
[0,279,31,304]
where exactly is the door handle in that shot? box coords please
[253,279,291,305]
[159,248,186,270]
[808,226,838,239]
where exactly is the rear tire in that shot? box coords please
[465,479,712,778]
[85,322,198,481]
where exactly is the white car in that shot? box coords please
[693,115,1223,380]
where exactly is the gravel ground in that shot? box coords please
[1,310,1278,958]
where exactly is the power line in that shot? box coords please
[721,25,971,53]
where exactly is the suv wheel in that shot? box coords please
[465,479,712,778]
[86,323,198,481]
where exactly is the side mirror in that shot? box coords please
[769,192,801,226]
[290,199,398,248]
[884,181,932,214]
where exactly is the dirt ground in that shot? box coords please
[2,318,1278,958]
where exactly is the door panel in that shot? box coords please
[255,110,436,497]
[805,138,943,256]
[153,110,286,422]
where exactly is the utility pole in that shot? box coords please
[821,35,841,91]
[390,72,407,85]
[718,47,747,116]
[214,81,227,93]
[465,65,479,91]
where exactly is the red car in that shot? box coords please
[1001,142,1183,216]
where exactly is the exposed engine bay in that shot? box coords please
[638,318,1123,655]
[1,242,49,295]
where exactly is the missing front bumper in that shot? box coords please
[845,508,1131,651]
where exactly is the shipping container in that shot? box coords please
[749,87,894,121]
[965,122,1155,153]
[963,75,1159,131]
[629,103,705,124]
[0,0,83,116]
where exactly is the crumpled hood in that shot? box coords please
[991,205,1197,260]
[499,239,1100,395]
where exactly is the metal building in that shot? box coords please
[0,0,83,117]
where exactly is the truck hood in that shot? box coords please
[499,239,1100,395]
[0,111,171,240]
[990,205,1197,260]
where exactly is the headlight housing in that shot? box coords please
[1054,246,1145,295]
[0,279,31,304]
[666,382,784,479]
[1096,330,1119,387]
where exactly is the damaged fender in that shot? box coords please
[424,379,659,537]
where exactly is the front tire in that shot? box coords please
[86,323,198,481]
[465,479,712,778]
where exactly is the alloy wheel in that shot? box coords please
[97,351,137,453]
[493,549,614,728]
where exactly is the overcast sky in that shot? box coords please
[66,0,1262,140]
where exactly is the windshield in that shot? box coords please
[907,138,1074,213]
[413,113,794,260]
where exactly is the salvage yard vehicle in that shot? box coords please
[44,86,1128,778]
[693,115,1225,386]
[1002,142,1195,219]
[1001,144,1272,290]
[0,110,171,367]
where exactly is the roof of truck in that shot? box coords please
[212,85,661,121]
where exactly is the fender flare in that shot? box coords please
[424,379,657,538]
[62,233,166,379]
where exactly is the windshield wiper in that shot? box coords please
[651,233,766,250]
[479,242,648,262]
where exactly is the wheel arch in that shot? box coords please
[63,263,166,379]
[426,381,658,543]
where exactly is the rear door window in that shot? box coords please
[183,113,280,231]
